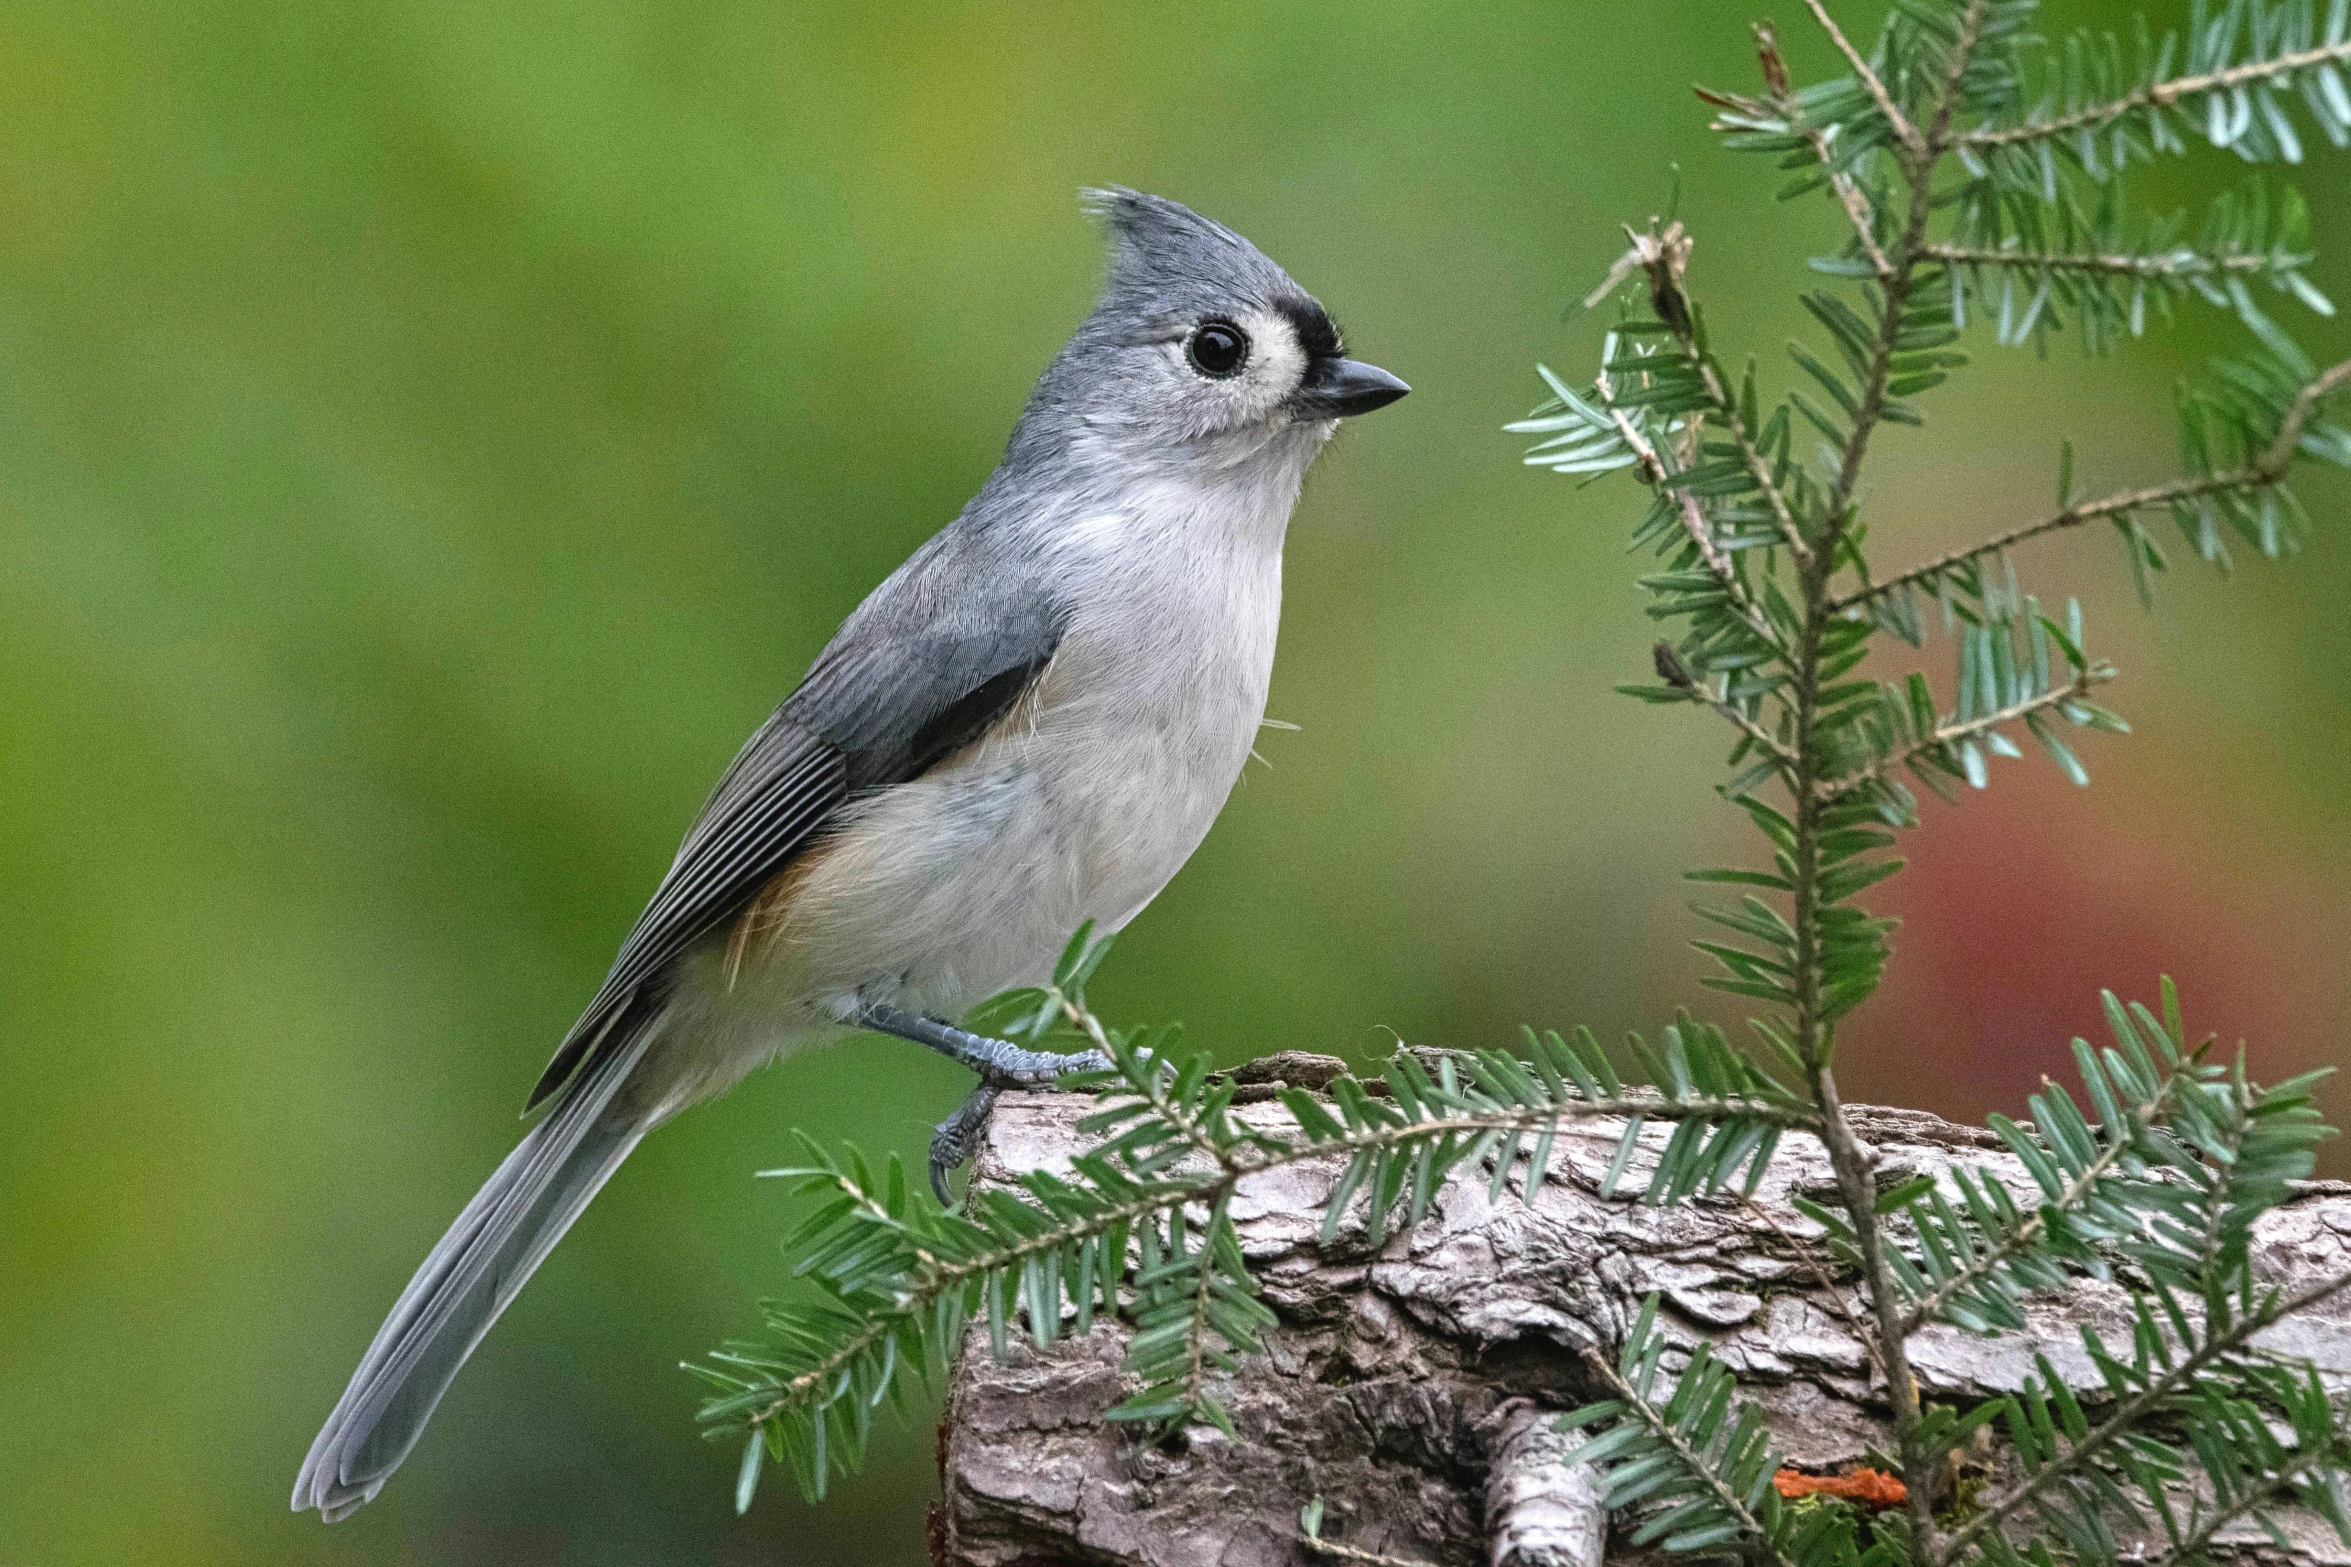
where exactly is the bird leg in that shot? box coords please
[844,1000,1111,1201]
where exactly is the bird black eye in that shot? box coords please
[1186,319,1249,378]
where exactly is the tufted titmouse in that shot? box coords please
[292,188,1408,1520]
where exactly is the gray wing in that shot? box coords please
[525,526,1065,1110]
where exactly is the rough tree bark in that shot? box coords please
[927,1058,2351,1567]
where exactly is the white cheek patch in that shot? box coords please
[1237,308,1307,406]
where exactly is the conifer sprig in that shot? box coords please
[1516,1,2351,1564]
[697,931,1816,1508]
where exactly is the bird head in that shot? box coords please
[1016,188,1408,465]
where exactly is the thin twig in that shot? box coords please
[1836,355,2351,611]
[1818,671,2108,802]
[1603,223,1814,563]
[732,1180,1182,1427]
[2136,1436,2350,1567]
[1585,1350,1806,1567]
[1930,1267,2351,1567]
[1921,0,1991,154]
[2258,357,2351,468]
[1063,993,1224,1164]
[1693,684,1804,769]
[1804,0,1924,155]
[1815,130,1896,280]
[1674,487,1741,583]
[1833,471,2256,609]
[1921,242,2282,278]
[1658,299,1814,563]
[1961,38,2351,149]
[1299,1534,1444,1567]
[1827,0,1989,515]
[1591,370,1787,652]
[1744,22,1895,279]
[1180,1185,1237,1414]
[1696,354,1815,565]
[1738,1191,1891,1385]
[1894,1067,2178,1336]
[1810,1062,1946,1555]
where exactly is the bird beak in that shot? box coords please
[1291,357,1411,419]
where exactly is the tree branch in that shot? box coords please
[1893,1068,2169,1337]
[1832,471,2258,610]
[1818,134,1896,281]
[1590,367,1788,654]
[1711,27,1894,281]
[741,1089,1819,1434]
[1960,39,2351,150]
[933,1090,2351,1567]
[1606,222,1814,564]
[1584,1349,1804,1567]
[1797,16,1993,1558]
[2139,1434,2351,1567]
[1684,681,1804,770]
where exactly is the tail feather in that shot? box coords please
[292,1021,656,1520]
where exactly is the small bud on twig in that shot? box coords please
[1753,22,1792,96]
[1653,641,1697,690]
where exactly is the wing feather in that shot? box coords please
[524,532,1067,1111]
[526,725,842,1108]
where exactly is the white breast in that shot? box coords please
[1027,488,1287,934]
[688,455,1307,1055]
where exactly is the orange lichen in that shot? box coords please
[1773,1468,1909,1509]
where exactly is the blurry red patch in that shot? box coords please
[1773,1467,1908,1509]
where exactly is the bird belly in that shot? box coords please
[745,568,1276,1017]
[648,519,1285,1111]
[623,694,1254,1120]
[753,697,1255,1014]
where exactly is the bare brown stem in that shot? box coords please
[1803,0,1923,154]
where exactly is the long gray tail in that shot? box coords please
[292,1022,657,1521]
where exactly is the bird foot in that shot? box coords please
[924,1041,1112,1202]
[842,1000,1110,1201]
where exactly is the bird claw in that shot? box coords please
[927,1046,1114,1203]
[929,1085,999,1204]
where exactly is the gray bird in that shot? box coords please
[292,187,1408,1521]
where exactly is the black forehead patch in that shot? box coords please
[1272,295,1342,360]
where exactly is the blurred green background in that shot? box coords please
[3,2,2346,1562]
